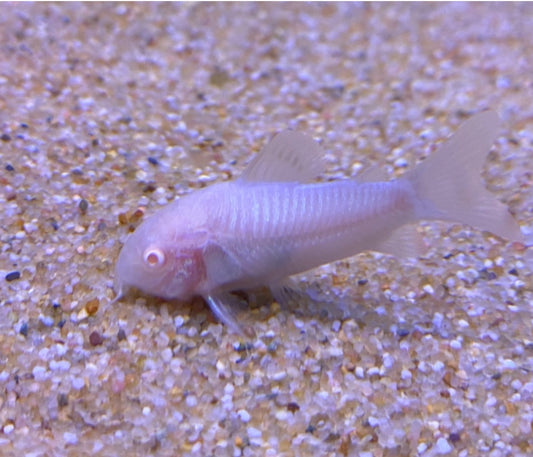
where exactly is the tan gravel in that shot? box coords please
[1,3,533,457]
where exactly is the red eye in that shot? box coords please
[143,248,165,268]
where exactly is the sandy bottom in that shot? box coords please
[1,3,533,456]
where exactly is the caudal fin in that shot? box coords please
[406,111,523,241]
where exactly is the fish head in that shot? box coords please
[113,202,207,302]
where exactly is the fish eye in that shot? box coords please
[143,248,166,268]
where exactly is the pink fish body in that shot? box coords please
[114,112,523,333]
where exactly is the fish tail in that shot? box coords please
[406,111,523,241]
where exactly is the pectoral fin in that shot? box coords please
[205,292,254,337]
[203,241,244,290]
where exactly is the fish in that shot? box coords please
[113,111,524,334]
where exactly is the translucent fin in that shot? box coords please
[205,292,254,337]
[270,278,302,309]
[357,164,388,183]
[239,130,325,183]
[406,111,524,242]
[374,224,426,258]
[271,280,354,322]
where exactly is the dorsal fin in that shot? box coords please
[239,130,325,183]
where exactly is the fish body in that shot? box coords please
[201,179,416,289]
[114,112,523,333]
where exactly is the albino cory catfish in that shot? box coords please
[114,111,523,333]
